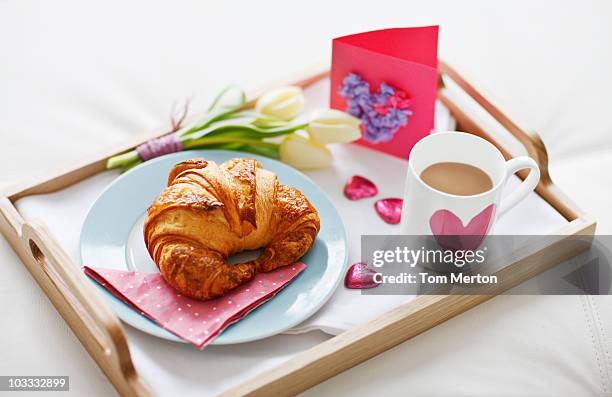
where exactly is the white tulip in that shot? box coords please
[279,133,333,169]
[307,109,361,144]
[255,86,305,120]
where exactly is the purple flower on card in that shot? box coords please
[339,73,413,144]
[339,73,370,99]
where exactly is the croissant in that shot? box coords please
[144,157,320,300]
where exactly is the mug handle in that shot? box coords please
[498,156,540,217]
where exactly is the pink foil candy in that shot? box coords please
[344,175,378,200]
[374,198,403,224]
[345,262,380,289]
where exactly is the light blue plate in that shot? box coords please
[80,150,347,345]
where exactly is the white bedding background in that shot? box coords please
[2,1,612,396]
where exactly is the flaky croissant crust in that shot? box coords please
[144,158,320,300]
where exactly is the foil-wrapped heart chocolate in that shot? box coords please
[374,198,403,224]
[344,175,378,200]
[344,262,380,289]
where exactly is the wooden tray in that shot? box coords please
[0,62,596,397]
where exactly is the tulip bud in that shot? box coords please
[255,86,305,120]
[306,109,362,144]
[279,133,333,169]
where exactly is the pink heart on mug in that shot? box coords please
[429,204,495,251]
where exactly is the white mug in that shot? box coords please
[400,132,540,241]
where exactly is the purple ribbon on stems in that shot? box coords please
[135,134,184,161]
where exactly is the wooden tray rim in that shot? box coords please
[0,62,597,397]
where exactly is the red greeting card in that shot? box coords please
[330,26,439,159]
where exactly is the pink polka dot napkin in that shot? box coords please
[83,263,306,349]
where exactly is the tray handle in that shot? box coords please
[0,198,152,397]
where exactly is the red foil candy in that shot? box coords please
[344,175,378,200]
[344,262,380,289]
[374,198,403,224]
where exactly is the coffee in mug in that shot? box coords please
[420,162,493,196]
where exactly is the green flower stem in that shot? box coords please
[183,136,279,149]
[106,150,140,169]
[122,159,142,172]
